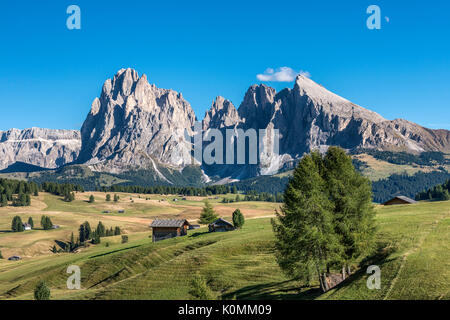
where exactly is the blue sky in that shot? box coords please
[0,0,449,130]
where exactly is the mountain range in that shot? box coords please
[1,68,449,184]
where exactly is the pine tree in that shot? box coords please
[232,209,245,229]
[1,194,8,207]
[272,152,343,292]
[323,147,376,277]
[114,226,121,235]
[69,232,75,251]
[89,195,95,203]
[28,217,34,229]
[0,250,3,259]
[11,216,24,232]
[441,189,450,201]
[34,281,50,300]
[40,216,53,230]
[92,232,101,244]
[198,200,219,224]
[79,224,85,243]
[106,194,111,202]
[83,221,92,240]
[114,194,119,202]
[96,221,106,237]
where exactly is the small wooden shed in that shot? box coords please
[383,196,417,206]
[150,219,191,242]
[22,223,32,231]
[208,218,235,232]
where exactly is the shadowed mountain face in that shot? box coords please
[2,68,449,182]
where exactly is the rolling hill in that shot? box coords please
[0,198,448,300]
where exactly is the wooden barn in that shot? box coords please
[383,196,417,206]
[208,218,235,232]
[150,219,191,242]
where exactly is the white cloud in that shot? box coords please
[256,67,310,82]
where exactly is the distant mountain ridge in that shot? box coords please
[0,127,80,170]
[1,68,450,183]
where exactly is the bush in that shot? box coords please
[34,281,51,300]
[121,235,128,244]
[232,209,245,229]
[189,273,214,300]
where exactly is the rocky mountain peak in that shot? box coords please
[202,96,241,130]
[78,68,196,172]
[238,84,277,128]
[292,74,386,124]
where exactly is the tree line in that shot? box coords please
[352,149,449,166]
[372,171,450,203]
[0,179,37,207]
[0,179,85,207]
[415,179,450,201]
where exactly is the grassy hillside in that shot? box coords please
[0,199,449,300]
[0,192,279,258]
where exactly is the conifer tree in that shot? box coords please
[272,152,342,292]
[83,221,92,240]
[96,221,106,237]
[198,200,218,224]
[0,194,7,207]
[323,147,376,277]
[69,232,75,251]
[28,217,34,229]
[232,209,245,229]
[40,215,53,230]
[11,216,24,232]
[79,224,85,243]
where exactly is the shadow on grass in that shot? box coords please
[54,239,69,251]
[224,242,397,301]
[189,231,210,238]
[89,245,142,259]
[222,279,322,300]
[323,241,398,296]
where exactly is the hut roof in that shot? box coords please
[150,219,190,228]
[383,195,417,205]
[209,218,234,227]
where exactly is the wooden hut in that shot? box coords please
[383,196,417,206]
[150,219,191,242]
[208,218,235,232]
